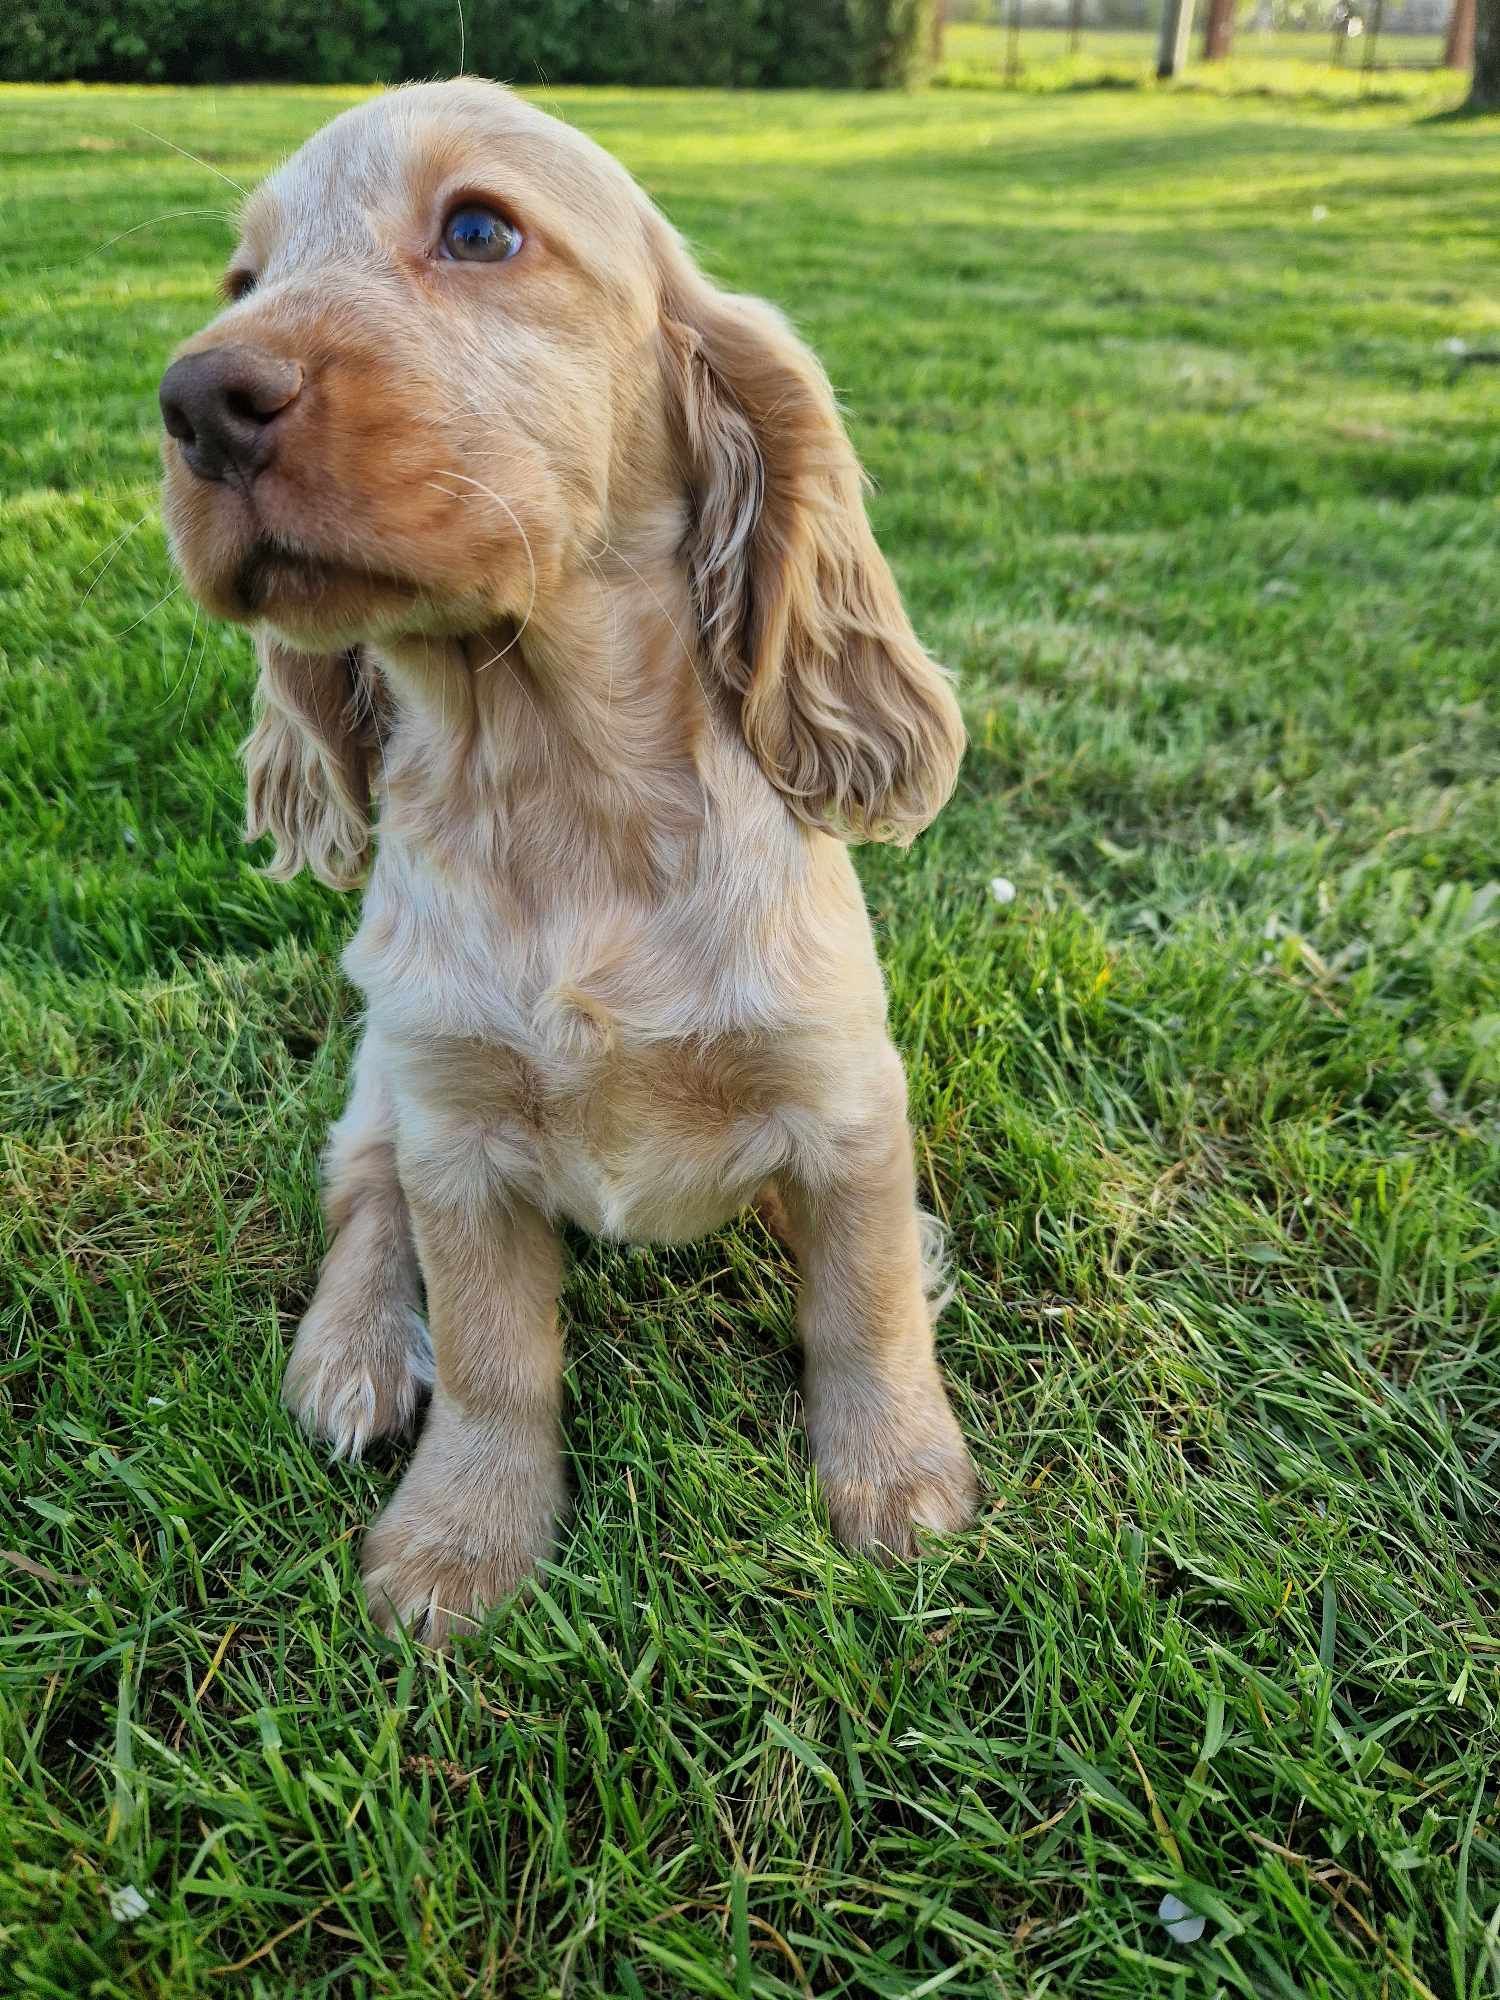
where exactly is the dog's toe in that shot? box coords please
[361,1512,549,1649]
[815,1381,979,1561]
[359,1415,565,1648]
[822,1456,979,1560]
[283,1300,432,1459]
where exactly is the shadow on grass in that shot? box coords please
[1421,97,1500,123]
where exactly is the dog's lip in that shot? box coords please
[232,537,419,614]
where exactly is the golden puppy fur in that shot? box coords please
[160,79,978,1642]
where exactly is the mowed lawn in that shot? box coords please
[937,24,1452,88]
[2,72,1499,2000]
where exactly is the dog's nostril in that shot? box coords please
[159,345,304,485]
[160,396,196,447]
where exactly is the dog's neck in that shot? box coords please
[366,539,767,904]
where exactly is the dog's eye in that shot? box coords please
[441,206,521,264]
[225,269,257,302]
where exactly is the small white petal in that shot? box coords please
[1158,1892,1206,1944]
[1311,204,1328,221]
[989,876,1017,905]
[110,1884,150,1923]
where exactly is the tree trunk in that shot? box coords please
[1471,0,1500,103]
[1202,0,1235,60]
[1445,0,1475,69]
[929,0,946,68]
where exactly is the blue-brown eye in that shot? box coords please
[441,206,521,264]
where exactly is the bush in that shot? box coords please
[3,0,934,87]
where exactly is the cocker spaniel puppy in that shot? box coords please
[159,80,977,1642]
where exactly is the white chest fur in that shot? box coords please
[336,629,890,1242]
[343,822,880,1242]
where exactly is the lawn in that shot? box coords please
[936,24,1452,92]
[2,68,1499,2000]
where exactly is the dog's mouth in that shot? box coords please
[232,537,418,618]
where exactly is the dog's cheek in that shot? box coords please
[160,455,250,621]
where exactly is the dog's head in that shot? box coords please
[160,80,962,883]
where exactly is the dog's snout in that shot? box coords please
[159,344,303,484]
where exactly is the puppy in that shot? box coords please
[159,80,978,1641]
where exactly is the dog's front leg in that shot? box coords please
[778,1060,978,1558]
[361,1144,565,1645]
[283,1029,432,1459]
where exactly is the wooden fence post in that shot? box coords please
[1156,0,1198,76]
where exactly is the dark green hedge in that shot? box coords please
[5,0,933,87]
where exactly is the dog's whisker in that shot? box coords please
[82,510,148,574]
[576,543,622,729]
[587,534,714,710]
[369,680,392,801]
[127,124,251,199]
[176,613,211,736]
[428,473,538,668]
[153,595,201,715]
[78,511,152,604]
[108,580,181,640]
[81,209,237,266]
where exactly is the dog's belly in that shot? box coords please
[379,1021,823,1247]
[540,1119,764,1243]
[547,1031,826,1241]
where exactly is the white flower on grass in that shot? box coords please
[1442,337,1470,356]
[1158,1893,1205,1945]
[1311,204,1329,222]
[109,1884,150,1923]
[989,876,1017,905]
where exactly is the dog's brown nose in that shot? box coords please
[159,345,303,483]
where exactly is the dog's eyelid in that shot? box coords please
[438,182,522,221]
[433,188,527,246]
[222,268,259,303]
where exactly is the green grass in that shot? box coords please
[2,72,1499,2000]
[937,24,1454,96]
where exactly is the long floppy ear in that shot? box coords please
[242,635,383,890]
[657,245,964,844]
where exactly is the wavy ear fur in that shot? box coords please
[657,245,964,844]
[242,636,384,889]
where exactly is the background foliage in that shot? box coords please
[3,0,934,89]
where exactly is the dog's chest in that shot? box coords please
[346,841,800,1048]
[343,849,840,1239]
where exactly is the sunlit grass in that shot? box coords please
[1,78,1498,1998]
[938,22,1458,101]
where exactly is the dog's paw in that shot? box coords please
[821,1456,979,1559]
[360,1413,565,1647]
[814,1380,978,1561]
[282,1296,433,1460]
